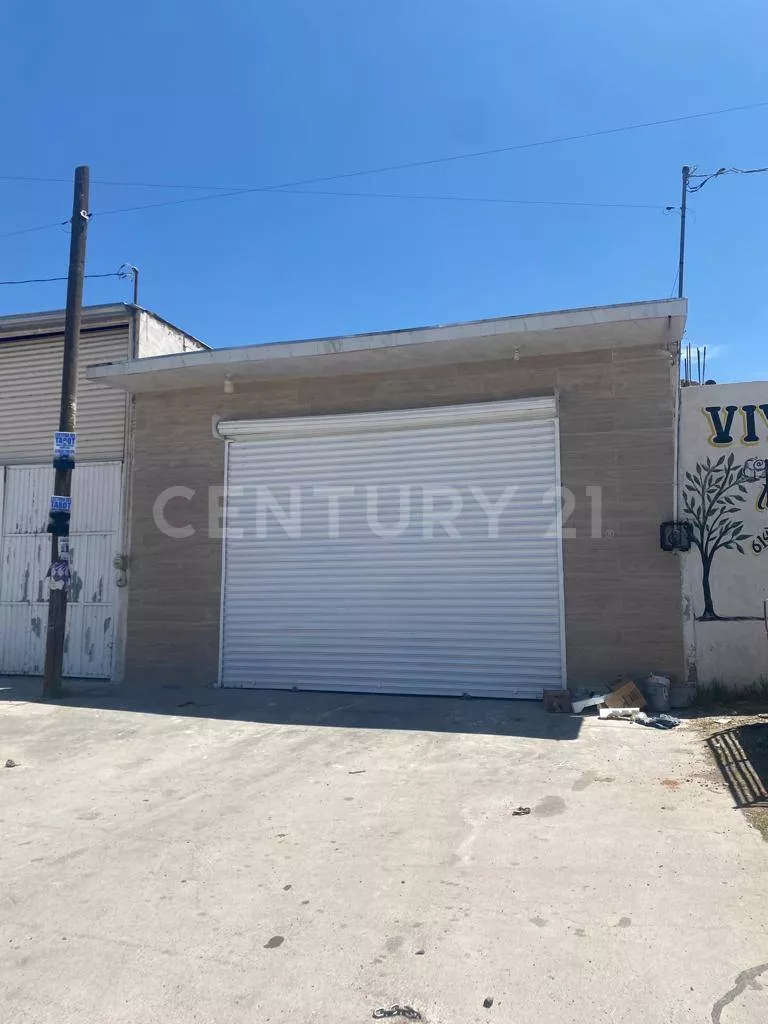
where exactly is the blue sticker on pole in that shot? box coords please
[50,495,72,514]
[54,432,77,460]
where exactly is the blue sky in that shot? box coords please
[1,0,766,381]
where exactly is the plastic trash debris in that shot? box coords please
[373,1006,423,1020]
[714,717,732,725]
[512,806,531,816]
[599,707,640,720]
[483,997,494,1009]
[658,713,681,728]
[572,695,606,714]
[634,712,680,730]
[572,684,613,699]
[4,758,17,768]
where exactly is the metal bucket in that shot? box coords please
[644,674,671,713]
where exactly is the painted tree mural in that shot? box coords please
[682,454,751,620]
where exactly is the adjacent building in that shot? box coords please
[85,298,687,697]
[0,304,206,679]
[679,380,768,686]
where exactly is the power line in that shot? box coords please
[280,187,661,209]
[95,185,664,220]
[81,100,768,219]
[687,164,768,192]
[0,270,123,286]
[0,219,70,240]
[0,186,666,244]
[88,99,768,194]
[690,164,768,177]
[0,98,766,198]
[669,267,679,298]
[1,99,765,241]
[278,187,662,210]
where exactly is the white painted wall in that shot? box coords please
[680,382,768,686]
[135,311,207,358]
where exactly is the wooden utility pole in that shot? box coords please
[42,165,90,698]
[677,165,690,298]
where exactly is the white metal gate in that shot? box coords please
[0,462,121,678]
[218,398,565,699]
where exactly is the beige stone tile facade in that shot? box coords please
[125,342,682,689]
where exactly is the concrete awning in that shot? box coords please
[86,298,686,393]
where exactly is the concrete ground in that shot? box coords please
[1,678,767,1024]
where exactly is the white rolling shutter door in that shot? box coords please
[219,398,565,699]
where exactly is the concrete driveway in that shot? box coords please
[1,678,766,1024]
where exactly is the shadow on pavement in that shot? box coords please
[707,723,768,807]
[0,675,583,740]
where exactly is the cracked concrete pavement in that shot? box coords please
[1,678,767,1023]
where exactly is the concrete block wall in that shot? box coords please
[125,342,683,689]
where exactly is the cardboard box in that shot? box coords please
[604,681,646,710]
[611,675,635,691]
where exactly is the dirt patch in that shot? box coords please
[691,707,768,842]
[534,795,566,817]
[745,807,768,842]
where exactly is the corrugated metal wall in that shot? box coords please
[0,327,129,463]
[0,463,122,677]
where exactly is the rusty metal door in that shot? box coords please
[0,462,121,677]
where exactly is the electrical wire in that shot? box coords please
[0,186,666,244]
[669,268,679,299]
[688,165,768,192]
[81,99,768,218]
[689,165,768,177]
[1,99,765,240]
[277,187,662,210]
[0,99,766,196]
[0,270,123,286]
[0,219,70,240]
[95,185,664,219]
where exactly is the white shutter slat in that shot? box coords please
[220,399,565,699]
